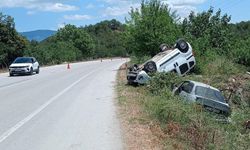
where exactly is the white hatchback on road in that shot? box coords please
[9,57,40,76]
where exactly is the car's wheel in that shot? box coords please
[175,39,189,53]
[143,61,157,73]
[9,73,13,77]
[30,67,33,75]
[36,67,40,74]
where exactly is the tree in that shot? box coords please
[182,8,231,56]
[0,12,28,68]
[229,21,250,66]
[25,40,81,65]
[84,19,127,58]
[125,0,181,57]
[56,24,94,58]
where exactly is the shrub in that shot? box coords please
[145,91,193,124]
[130,55,151,64]
[147,72,182,95]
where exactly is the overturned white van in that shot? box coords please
[127,39,196,84]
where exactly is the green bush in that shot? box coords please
[147,72,182,95]
[145,92,195,124]
[194,50,245,75]
[232,38,250,67]
[130,55,151,64]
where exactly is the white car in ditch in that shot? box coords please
[127,39,196,84]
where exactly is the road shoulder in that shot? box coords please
[116,63,165,150]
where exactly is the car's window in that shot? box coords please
[181,82,194,93]
[14,57,32,63]
[195,86,225,102]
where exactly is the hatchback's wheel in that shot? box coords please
[36,67,40,74]
[30,67,33,75]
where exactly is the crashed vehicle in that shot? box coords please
[127,39,196,84]
[173,80,231,116]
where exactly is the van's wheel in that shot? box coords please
[36,67,40,74]
[175,39,189,53]
[143,61,157,73]
[9,73,13,77]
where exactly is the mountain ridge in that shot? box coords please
[20,30,56,42]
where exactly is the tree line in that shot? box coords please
[0,0,249,68]
[124,0,250,71]
[0,16,127,67]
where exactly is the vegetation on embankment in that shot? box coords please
[117,64,250,149]
[117,0,250,149]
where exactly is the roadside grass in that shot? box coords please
[144,86,250,149]
[117,61,250,149]
[116,64,166,150]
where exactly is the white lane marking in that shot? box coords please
[0,70,96,143]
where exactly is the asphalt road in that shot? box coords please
[0,59,126,150]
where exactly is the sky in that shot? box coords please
[0,0,249,32]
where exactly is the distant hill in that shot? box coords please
[20,30,56,42]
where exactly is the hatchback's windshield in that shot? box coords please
[14,58,32,63]
[195,86,225,102]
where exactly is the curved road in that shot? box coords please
[0,59,126,150]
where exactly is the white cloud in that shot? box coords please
[0,0,78,12]
[101,0,140,17]
[64,14,92,20]
[171,5,197,19]
[42,3,78,12]
[162,0,207,19]
[58,23,66,29]
[101,0,140,4]
[86,3,95,9]
[101,0,207,19]
[27,11,36,15]
[166,0,207,6]
[103,6,131,16]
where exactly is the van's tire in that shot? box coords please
[143,61,157,73]
[175,39,189,53]
[9,73,13,77]
[159,43,168,52]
